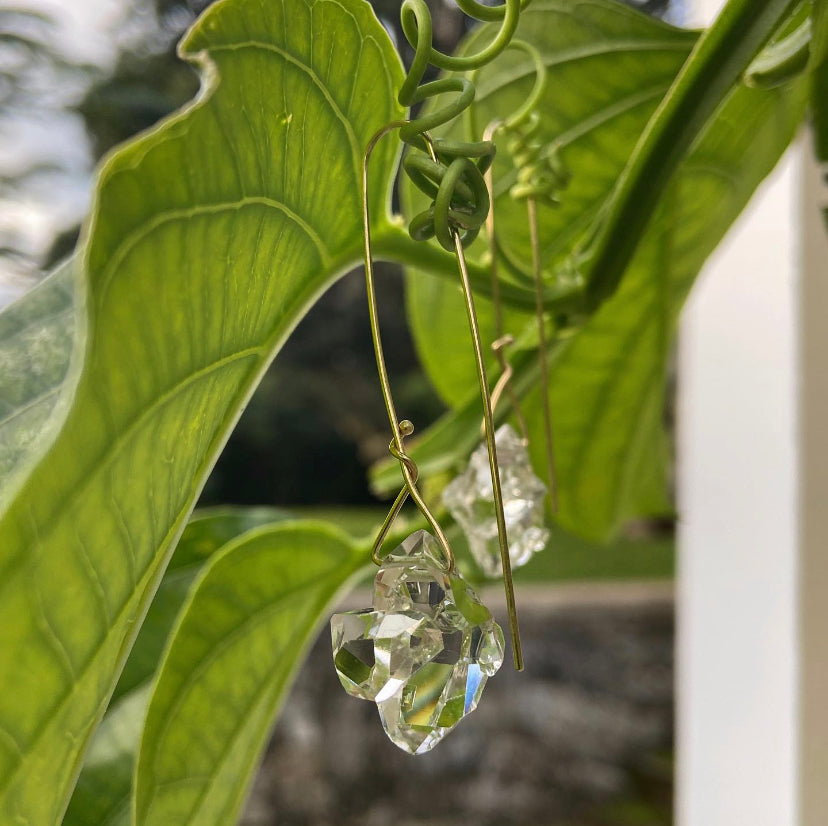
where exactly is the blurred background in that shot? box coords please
[1,1,682,823]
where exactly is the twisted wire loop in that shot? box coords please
[370,421,426,566]
[485,334,530,440]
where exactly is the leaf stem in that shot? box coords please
[583,0,800,310]
[373,222,583,313]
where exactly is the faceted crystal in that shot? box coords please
[442,424,549,577]
[374,531,451,616]
[330,530,504,754]
[331,610,381,700]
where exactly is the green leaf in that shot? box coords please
[514,525,674,583]
[528,66,807,540]
[63,507,289,826]
[62,686,150,826]
[370,346,543,496]
[112,507,288,704]
[0,0,403,821]
[403,0,807,539]
[579,0,803,309]
[0,260,79,500]
[745,12,812,89]
[134,521,365,826]
[812,0,828,215]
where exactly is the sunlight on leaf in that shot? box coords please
[0,259,79,503]
[63,507,289,826]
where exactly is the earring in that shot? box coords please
[443,41,568,578]
[329,1,538,752]
[330,114,522,753]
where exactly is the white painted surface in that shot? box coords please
[677,147,799,826]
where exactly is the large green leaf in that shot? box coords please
[527,51,806,538]
[0,0,403,821]
[0,260,79,499]
[134,521,365,826]
[403,0,807,539]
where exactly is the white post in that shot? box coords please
[677,149,798,826]
[797,146,828,826]
[677,4,828,822]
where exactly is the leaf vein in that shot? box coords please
[0,347,262,796]
[100,197,332,301]
[206,39,361,187]
[0,387,62,430]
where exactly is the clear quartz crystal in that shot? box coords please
[442,424,549,577]
[330,530,504,754]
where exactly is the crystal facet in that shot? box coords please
[442,424,549,577]
[330,530,504,754]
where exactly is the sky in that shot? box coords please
[0,0,133,308]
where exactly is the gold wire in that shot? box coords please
[527,196,559,513]
[362,122,455,571]
[481,121,530,444]
[420,131,524,672]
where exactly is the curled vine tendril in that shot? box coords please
[397,0,528,250]
[505,111,570,204]
[476,39,571,206]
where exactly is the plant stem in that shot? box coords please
[584,0,800,310]
[372,222,583,314]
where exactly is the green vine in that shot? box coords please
[396,0,527,249]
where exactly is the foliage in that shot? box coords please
[0,0,820,823]
[812,0,828,226]
[0,1,402,821]
[0,260,78,492]
[398,0,807,538]
[134,522,365,826]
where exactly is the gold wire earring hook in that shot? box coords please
[362,122,523,670]
[481,121,530,445]
[362,122,455,573]
[471,39,560,515]
[527,196,559,514]
[418,130,524,672]
[481,121,559,515]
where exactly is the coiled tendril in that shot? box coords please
[397,0,527,250]
[488,40,571,206]
[505,111,570,204]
